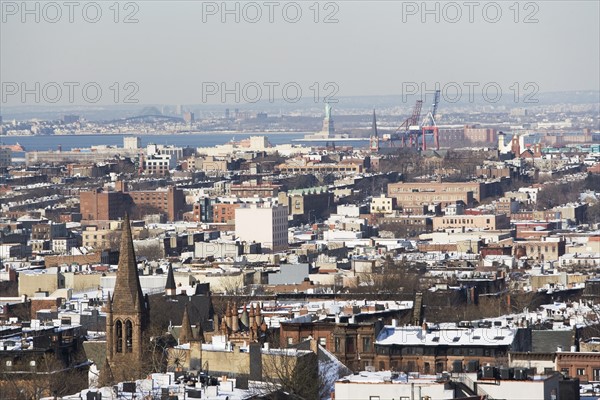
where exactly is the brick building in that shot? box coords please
[279,306,412,372]
[80,185,185,222]
[278,186,333,223]
[388,181,488,208]
[556,351,600,382]
[515,237,566,262]
[128,186,186,221]
[230,182,279,198]
[373,323,531,374]
[213,203,241,223]
[0,324,90,398]
[80,189,131,221]
[432,214,510,231]
[464,126,497,144]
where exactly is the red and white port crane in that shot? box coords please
[420,89,441,151]
[390,99,422,147]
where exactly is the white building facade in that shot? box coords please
[235,203,288,252]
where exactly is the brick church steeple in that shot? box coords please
[106,214,149,380]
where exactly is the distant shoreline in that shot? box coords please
[0,131,311,138]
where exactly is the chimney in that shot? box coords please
[231,303,239,332]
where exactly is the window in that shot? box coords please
[334,337,341,353]
[363,337,372,352]
[116,320,123,353]
[577,368,586,376]
[561,368,570,376]
[346,337,355,353]
[287,337,294,345]
[319,337,327,348]
[593,369,600,381]
[125,320,133,352]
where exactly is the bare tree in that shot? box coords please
[135,241,164,261]
[0,354,88,399]
[258,350,320,400]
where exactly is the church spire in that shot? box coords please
[372,109,378,138]
[112,214,145,314]
[179,305,193,345]
[106,213,149,381]
[165,263,176,296]
[370,109,380,153]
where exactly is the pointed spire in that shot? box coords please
[112,214,145,314]
[240,304,249,328]
[251,318,258,342]
[255,303,262,326]
[371,109,378,138]
[225,302,232,329]
[196,321,205,343]
[231,302,239,333]
[106,291,112,313]
[179,305,193,345]
[165,263,176,296]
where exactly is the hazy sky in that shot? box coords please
[1,1,599,106]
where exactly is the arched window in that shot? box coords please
[116,320,123,353]
[126,320,133,353]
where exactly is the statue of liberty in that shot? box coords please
[325,103,333,119]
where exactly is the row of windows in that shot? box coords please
[84,234,107,240]
[563,367,600,380]
[441,218,491,225]
[529,245,557,253]
[333,337,373,353]
[397,195,467,201]
[376,346,494,357]
[392,186,478,193]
